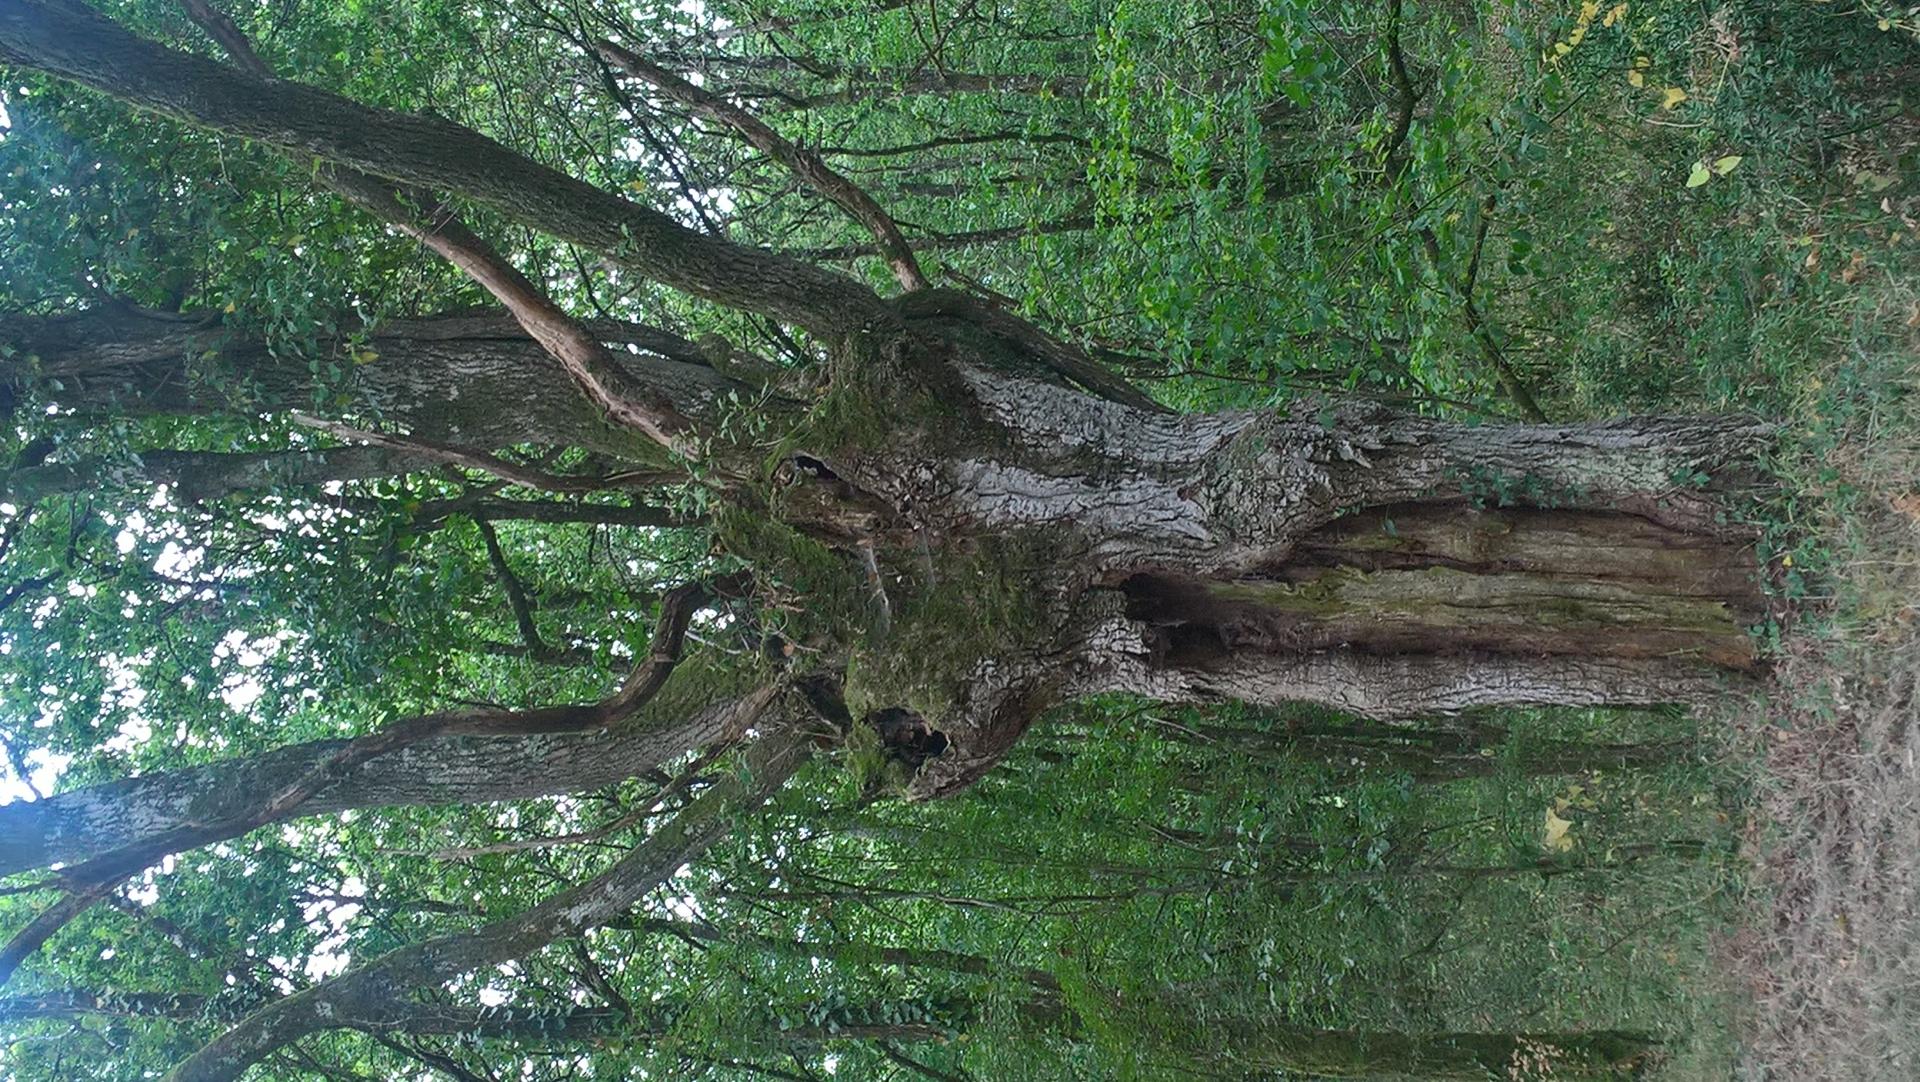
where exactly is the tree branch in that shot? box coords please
[894,288,1163,412]
[287,414,664,495]
[172,0,696,453]
[0,575,740,984]
[597,39,930,292]
[0,0,891,337]
[783,212,1095,263]
[473,516,552,659]
[164,719,810,1082]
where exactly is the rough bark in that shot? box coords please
[822,363,1768,797]
[1214,1022,1654,1079]
[2,445,436,505]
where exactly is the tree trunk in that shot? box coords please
[817,362,1766,797]
[1213,1022,1654,1079]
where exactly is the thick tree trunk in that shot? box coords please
[1215,1023,1654,1079]
[824,364,1767,797]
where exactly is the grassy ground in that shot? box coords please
[1727,100,1920,1080]
[1530,3,1920,1077]
[1415,3,1920,1076]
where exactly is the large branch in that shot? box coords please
[164,721,811,1082]
[596,39,930,292]
[0,578,744,989]
[168,1,693,452]
[0,306,743,461]
[2,446,436,505]
[0,580,740,878]
[783,212,1096,263]
[0,698,749,877]
[323,174,697,451]
[0,0,891,337]
[756,71,1088,112]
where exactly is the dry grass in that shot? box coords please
[1735,283,1920,1079]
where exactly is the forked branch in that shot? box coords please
[596,38,931,292]
[172,0,696,452]
[0,572,740,988]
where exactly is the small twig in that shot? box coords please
[877,1042,975,1082]
[1376,4,1547,421]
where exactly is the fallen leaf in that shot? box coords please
[1686,162,1711,188]
[1890,492,1920,524]
[1660,87,1688,109]
[1603,2,1629,26]
[1544,808,1576,852]
[1712,154,1743,175]
[1841,251,1867,283]
[1854,170,1897,193]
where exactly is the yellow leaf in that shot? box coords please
[1579,0,1601,21]
[1633,55,1651,69]
[1712,154,1743,175]
[1660,87,1688,109]
[1686,162,1711,188]
[1553,41,1573,56]
[1544,808,1576,852]
[1878,18,1892,30]
[352,348,380,365]
[1568,25,1588,46]
[223,301,236,314]
[1603,2,1628,26]
[1627,69,1644,87]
